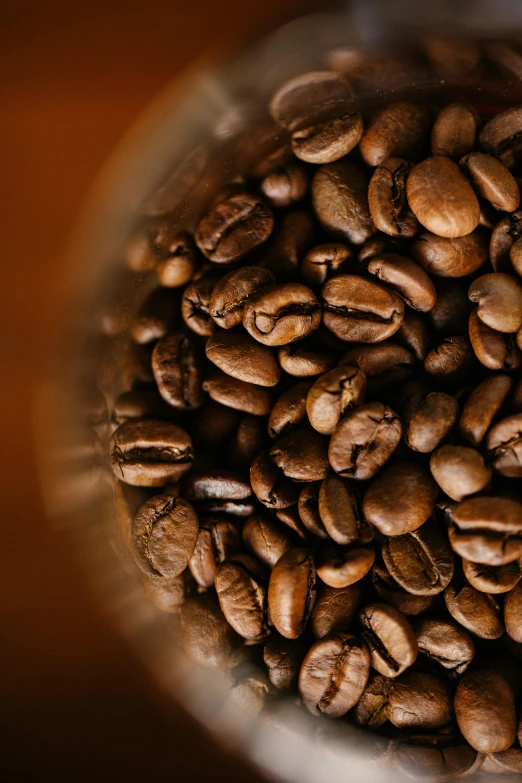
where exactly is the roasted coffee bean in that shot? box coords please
[262,209,314,280]
[269,70,354,133]
[363,461,438,536]
[195,192,274,263]
[359,603,418,677]
[388,671,453,729]
[449,496,522,566]
[111,389,174,426]
[131,494,199,578]
[192,400,239,445]
[460,152,520,212]
[317,474,365,546]
[152,332,204,409]
[312,161,375,245]
[316,548,375,588]
[455,668,516,753]
[306,367,367,435]
[301,243,353,286]
[183,471,251,503]
[205,330,281,387]
[479,105,522,168]
[267,380,312,439]
[322,274,404,343]
[424,335,475,382]
[243,283,321,346]
[416,618,475,678]
[411,229,488,278]
[407,157,480,238]
[339,343,415,392]
[260,162,308,207]
[353,673,392,727]
[504,581,522,642]
[230,671,275,714]
[359,102,430,167]
[357,235,404,266]
[292,112,364,165]
[430,445,492,502]
[490,209,522,272]
[395,311,430,361]
[463,558,521,594]
[181,270,221,337]
[202,370,272,416]
[373,561,438,616]
[154,228,198,288]
[444,581,503,639]
[367,253,436,312]
[209,266,275,330]
[131,287,178,345]
[268,548,316,639]
[242,513,292,569]
[511,235,522,276]
[469,308,522,370]
[298,482,329,539]
[250,451,299,509]
[311,583,361,639]
[228,414,266,469]
[275,506,307,540]
[298,633,370,717]
[189,517,240,588]
[469,273,522,333]
[329,402,402,480]
[263,635,306,690]
[145,570,193,613]
[180,595,236,668]
[486,413,522,477]
[278,342,335,378]
[388,735,483,779]
[429,279,473,335]
[269,427,328,482]
[368,158,419,238]
[406,392,458,453]
[382,519,454,596]
[488,748,522,775]
[431,103,478,160]
[215,553,267,640]
[459,374,513,447]
[110,419,193,487]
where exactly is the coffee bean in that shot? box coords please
[205,330,281,387]
[192,400,239,445]
[242,513,292,568]
[449,496,522,566]
[275,506,307,540]
[298,633,370,717]
[301,243,353,287]
[388,671,453,730]
[504,582,522,642]
[469,308,522,370]
[209,266,275,330]
[298,482,328,539]
[183,471,251,502]
[278,342,335,378]
[268,548,316,639]
[228,414,266,470]
[406,392,459,453]
[368,158,419,238]
[126,225,158,273]
[460,152,520,212]
[317,474,366,546]
[431,103,478,160]
[339,343,415,392]
[363,461,438,536]
[416,618,475,678]
[322,274,405,342]
[154,228,199,288]
[250,451,299,509]
[430,445,492,502]
[267,380,312,439]
[230,671,275,714]
[444,581,503,639]
[388,735,483,779]
[459,374,513,447]
[396,311,430,361]
[262,209,315,281]
[407,157,480,238]
[488,748,522,775]
[359,603,418,677]
[511,235,522,277]
[269,426,329,482]
[151,332,204,409]
[367,252,436,313]
[292,112,364,165]
[131,494,198,578]
[263,635,306,690]
[329,402,402,480]
[269,71,354,133]
[195,192,274,263]
[215,553,267,640]
[486,413,522,477]
[202,370,272,416]
[424,335,475,382]
[181,270,221,337]
[353,673,392,727]
[111,389,174,426]
[110,419,194,487]
[490,209,522,272]
[180,595,236,668]
[411,229,488,278]
[131,287,178,345]
[372,559,437,617]
[310,583,361,639]
[312,161,375,245]
[316,548,375,588]
[479,105,522,168]
[306,366,367,435]
[243,283,321,346]
[359,101,430,167]
[455,668,516,753]
[260,162,308,207]
[463,558,521,594]
[189,517,240,588]
[469,272,522,333]
[382,519,454,596]
[145,570,193,613]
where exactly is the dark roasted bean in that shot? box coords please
[486,413,522,477]
[368,158,419,238]
[110,419,193,487]
[363,461,438,536]
[339,343,415,392]
[209,266,275,330]
[267,380,312,439]
[406,392,459,453]
[444,581,504,639]
[152,332,204,409]
[206,329,281,387]
[243,283,321,346]
[463,558,520,594]
[424,335,475,382]
[504,581,522,642]
[359,102,430,167]
[195,192,274,263]
[469,308,522,370]
[242,513,292,569]
[412,229,488,278]
[388,671,453,729]
[180,595,236,668]
[469,272,522,333]
[416,618,475,678]
[263,635,306,690]
[316,548,375,588]
[455,668,516,753]
[298,482,329,539]
[301,243,353,286]
[268,548,316,639]
[312,161,375,245]
[270,427,329,481]
[459,374,513,447]
[250,451,299,509]
[431,103,478,160]
[449,496,522,565]
[215,553,268,640]
[359,603,418,678]
[311,583,361,639]
[430,445,492,502]
[131,287,178,345]
[382,519,454,596]
[260,162,308,207]
[181,270,221,337]
[367,252,436,312]
[307,367,367,435]
[202,370,272,416]
[460,152,520,212]
[479,105,522,168]
[278,342,335,378]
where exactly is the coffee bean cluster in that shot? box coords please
[110,70,522,777]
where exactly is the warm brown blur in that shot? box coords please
[1,1,310,779]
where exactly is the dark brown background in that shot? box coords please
[1,1,313,779]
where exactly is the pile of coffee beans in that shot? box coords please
[109,69,522,777]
